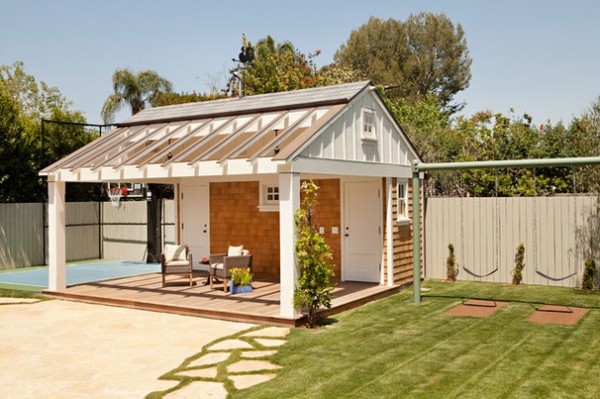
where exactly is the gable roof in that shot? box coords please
[41,81,420,182]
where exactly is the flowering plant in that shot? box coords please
[231,268,253,286]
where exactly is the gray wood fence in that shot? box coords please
[0,200,175,269]
[425,195,600,287]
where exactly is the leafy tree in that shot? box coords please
[239,35,361,96]
[334,14,472,113]
[242,36,324,95]
[293,180,336,327]
[101,68,173,123]
[0,62,97,202]
[573,97,600,193]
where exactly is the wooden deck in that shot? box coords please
[43,272,399,327]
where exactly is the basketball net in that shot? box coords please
[106,187,123,207]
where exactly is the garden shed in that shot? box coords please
[41,80,423,318]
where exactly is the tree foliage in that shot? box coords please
[334,14,472,113]
[101,68,173,123]
[241,35,361,96]
[0,62,97,203]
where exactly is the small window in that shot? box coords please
[397,181,409,223]
[259,184,280,212]
[362,109,377,141]
[265,186,279,204]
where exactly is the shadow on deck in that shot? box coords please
[43,271,400,327]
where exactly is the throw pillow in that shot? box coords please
[228,245,244,256]
[165,244,187,262]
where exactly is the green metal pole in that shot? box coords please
[410,155,600,305]
[416,156,600,172]
[412,163,421,304]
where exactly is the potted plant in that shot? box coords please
[229,268,253,294]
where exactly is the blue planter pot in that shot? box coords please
[230,280,253,294]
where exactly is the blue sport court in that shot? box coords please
[0,260,160,289]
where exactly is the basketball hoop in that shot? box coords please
[106,187,123,207]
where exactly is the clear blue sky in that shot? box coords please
[2,0,599,125]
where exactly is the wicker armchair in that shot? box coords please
[160,244,193,287]
[209,250,253,292]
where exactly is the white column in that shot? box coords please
[386,178,395,286]
[48,180,67,291]
[279,172,300,318]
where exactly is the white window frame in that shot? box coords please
[397,180,409,225]
[259,183,280,212]
[361,108,377,142]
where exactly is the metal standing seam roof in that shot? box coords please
[118,81,371,125]
[40,81,371,177]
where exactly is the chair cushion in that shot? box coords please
[165,260,190,267]
[212,263,224,270]
[228,245,243,256]
[165,244,187,262]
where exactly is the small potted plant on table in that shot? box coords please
[230,268,253,294]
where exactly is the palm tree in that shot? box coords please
[101,68,173,263]
[101,68,173,123]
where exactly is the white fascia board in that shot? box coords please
[255,158,283,174]
[121,165,146,180]
[170,162,197,177]
[99,167,122,181]
[291,157,413,178]
[144,164,170,178]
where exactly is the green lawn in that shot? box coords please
[232,281,600,399]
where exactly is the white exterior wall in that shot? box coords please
[302,91,415,167]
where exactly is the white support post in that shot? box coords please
[386,178,395,286]
[48,180,66,291]
[279,172,300,319]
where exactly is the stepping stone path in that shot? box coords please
[159,326,290,398]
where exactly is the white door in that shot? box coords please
[343,181,382,282]
[181,184,210,270]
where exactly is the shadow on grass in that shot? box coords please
[421,280,600,309]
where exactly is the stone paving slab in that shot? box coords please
[243,327,291,338]
[209,339,254,351]
[228,360,283,373]
[0,300,255,398]
[188,352,231,367]
[176,367,218,379]
[255,338,288,347]
[241,350,278,358]
[164,381,227,399]
[0,297,40,304]
[230,373,278,390]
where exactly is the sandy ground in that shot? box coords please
[0,299,255,398]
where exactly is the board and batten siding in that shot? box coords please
[425,196,600,287]
[302,91,413,166]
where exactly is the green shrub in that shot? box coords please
[512,243,525,285]
[293,180,336,328]
[582,257,597,290]
[446,243,458,281]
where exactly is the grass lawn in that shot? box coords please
[231,281,600,399]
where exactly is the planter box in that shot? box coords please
[230,280,253,294]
